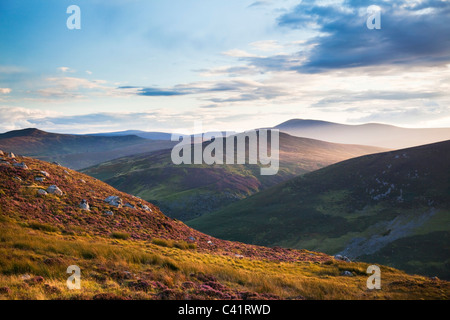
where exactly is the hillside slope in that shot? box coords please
[0,128,175,170]
[82,132,385,221]
[189,141,450,279]
[275,119,450,149]
[0,151,448,300]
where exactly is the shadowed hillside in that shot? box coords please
[82,132,385,221]
[0,128,176,169]
[189,140,450,279]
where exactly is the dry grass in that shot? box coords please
[0,220,448,300]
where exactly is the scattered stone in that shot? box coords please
[138,203,152,211]
[8,152,15,158]
[52,161,61,166]
[235,254,244,259]
[37,189,48,195]
[14,176,22,181]
[104,196,123,208]
[79,199,90,211]
[64,170,70,175]
[35,177,45,182]
[79,179,86,184]
[207,241,214,245]
[104,210,114,216]
[47,185,63,196]
[124,203,135,209]
[13,162,28,169]
[188,236,196,241]
[334,255,351,262]
[0,160,10,165]
[0,150,4,156]
[20,274,31,281]
[40,171,50,177]
[341,271,354,277]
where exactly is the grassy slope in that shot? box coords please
[82,132,385,220]
[189,141,450,279]
[0,154,448,300]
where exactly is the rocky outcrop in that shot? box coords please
[79,199,90,211]
[46,185,63,196]
[104,196,123,208]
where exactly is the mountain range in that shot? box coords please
[0,128,176,170]
[82,132,385,220]
[189,140,450,279]
[275,119,450,149]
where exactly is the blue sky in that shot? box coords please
[0,0,449,133]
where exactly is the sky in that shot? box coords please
[0,0,449,134]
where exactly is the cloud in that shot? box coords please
[222,49,261,58]
[57,67,75,73]
[276,0,450,72]
[119,79,287,103]
[249,40,283,51]
[0,88,11,94]
[0,106,57,132]
[247,1,271,8]
[32,77,122,100]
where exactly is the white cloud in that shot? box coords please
[0,88,11,94]
[222,49,261,58]
[57,67,75,73]
[249,40,282,51]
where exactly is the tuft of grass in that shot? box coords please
[152,238,196,250]
[110,232,130,240]
[28,222,59,233]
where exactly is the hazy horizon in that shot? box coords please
[1,0,449,134]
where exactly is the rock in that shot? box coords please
[138,203,152,211]
[188,236,196,241]
[13,162,28,169]
[79,199,90,211]
[235,254,244,259]
[52,161,61,166]
[40,171,50,177]
[35,177,45,182]
[334,255,351,262]
[38,189,48,195]
[124,203,135,209]
[8,152,15,158]
[14,176,22,181]
[0,160,9,165]
[207,240,213,245]
[47,185,63,196]
[104,196,123,208]
[0,150,4,156]
[79,179,86,184]
[341,271,354,277]
[104,210,114,216]
[20,274,32,281]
